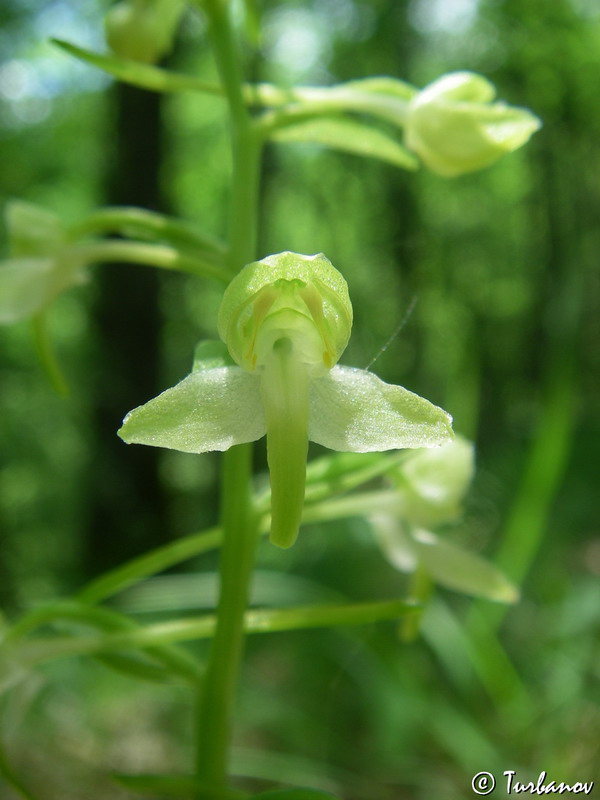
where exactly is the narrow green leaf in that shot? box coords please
[77,527,223,605]
[309,366,453,452]
[52,39,222,96]
[270,116,418,170]
[412,529,520,603]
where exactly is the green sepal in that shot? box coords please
[411,528,519,603]
[309,366,453,451]
[270,116,418,170]
[376,521,519,603]
[118,367,265,453]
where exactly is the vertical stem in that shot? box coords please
[195,443,259,788]
[195,0,264,793]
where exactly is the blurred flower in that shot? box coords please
[404,72,541,177]
[0,201,86,325]
[372,437,518,602]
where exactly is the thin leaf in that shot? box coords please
[52,39,222,96]
[77,527,223,605]
[271,116,418,170]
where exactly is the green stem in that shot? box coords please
[31,313,69,397]
[73,240,231,282]
[4,601,200,683]
[194,4,264,791]
[229,123,263,271]
[195,443,259,790]
[68,207,227,256]
[15,598,418,667]
[259,89,410,136]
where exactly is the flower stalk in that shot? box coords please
[193,0,264,793]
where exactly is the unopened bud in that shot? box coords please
[405,72,541,177]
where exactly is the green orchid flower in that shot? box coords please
[0,201,86,325]
[404,72,541,177]
[371,436,518,603]
[118,251,453,548]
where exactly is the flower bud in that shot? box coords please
[217,251,352,375]
[405,72,541,177]
[105,0,185,65]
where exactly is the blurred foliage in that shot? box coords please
[0,0,599,798]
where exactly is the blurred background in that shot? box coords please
[0,0,599,798]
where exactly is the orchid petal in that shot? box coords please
[118,366,265,453]
[411,528,519,603]
[308,366,453,452]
